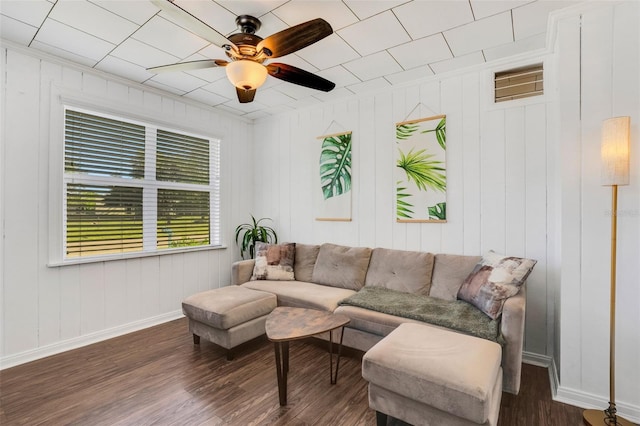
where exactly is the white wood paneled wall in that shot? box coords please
[0,46,253,366]
[555,1,640,420]
[253,61,553,358]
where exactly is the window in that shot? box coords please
[63,107,220,259]
[494,64,543,103]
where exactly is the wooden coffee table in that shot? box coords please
[265,307,350,406]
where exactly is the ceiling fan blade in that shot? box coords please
[236,87,257,103]
[257,18,332,58]
[147,59,228,73]
[150,0,234,49]
[267,63,335,92]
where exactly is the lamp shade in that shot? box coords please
[601,116,631,186]
[225,60,268,91]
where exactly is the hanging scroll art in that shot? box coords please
[315,131,352,221]
[395,115,446,222]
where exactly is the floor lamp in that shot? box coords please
[583,116,633,426]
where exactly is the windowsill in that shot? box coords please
[47,244,228,267]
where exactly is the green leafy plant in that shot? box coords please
[396,181,414,219]
[396,123,419,141]
[396,148,446,192]
[320,133,352,200]
[428,202,447,220]
[234,215,277,259]
[421,117,446,150]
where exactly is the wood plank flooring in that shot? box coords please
[0,318,584,425]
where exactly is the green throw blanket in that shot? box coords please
[338,287,503,344]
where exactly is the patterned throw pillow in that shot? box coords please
[250,242,296,281]
[457,250,536,319]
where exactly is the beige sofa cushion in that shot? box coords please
[362,323,502,424]
[293,243,320,282]
[311,243,372,290]
[241,280,356,312]
[429,254,481,301]
[364,248,434,295]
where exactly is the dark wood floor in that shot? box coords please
[0,318,584,425]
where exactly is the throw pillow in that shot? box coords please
[457,250,536,319]
[293,243,321,282]
[250,242,296,281]
[311,243,372,290]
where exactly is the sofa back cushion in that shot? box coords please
[429,254,482,301]
[311,243,372,290]
[364,248,434,295]
[294,243,321,282]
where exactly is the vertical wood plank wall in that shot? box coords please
[1,47,253,365]
[253,63,552,359]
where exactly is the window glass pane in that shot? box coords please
[65,110,145,178]
[66,184,143,257]
[157,189,210,249]
[156,130,209,185]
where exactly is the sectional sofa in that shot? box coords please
[231,242,531,395]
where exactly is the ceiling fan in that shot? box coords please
[148,0,336,103]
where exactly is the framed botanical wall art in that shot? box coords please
[314,131,352,221]
[395,115,446,222]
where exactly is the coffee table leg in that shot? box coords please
[329,326,346,384]
[274,341,289,406]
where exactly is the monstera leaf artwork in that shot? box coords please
[315,131,352,221]
[395,115,447,222]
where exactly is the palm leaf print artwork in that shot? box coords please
[395,115,447,222]
[319,133,352,200]
[315,131,353,221]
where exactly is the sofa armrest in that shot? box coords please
[500,285,526,394]
[231,259,255,285]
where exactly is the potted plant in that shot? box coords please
[234,215,278,259]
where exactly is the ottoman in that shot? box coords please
[362,323,503,426]
[182,286,277,360]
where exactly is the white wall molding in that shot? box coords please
[522,351,552,367]
[555,385,640,424]
[0,311,183,370]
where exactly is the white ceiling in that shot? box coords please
[1,0,579,119]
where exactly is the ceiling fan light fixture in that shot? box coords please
[225,60,268,91]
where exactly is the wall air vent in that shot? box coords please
[494,64,543,103]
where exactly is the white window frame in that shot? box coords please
[49,97,222,266]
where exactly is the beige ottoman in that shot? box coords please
[362,323,503,426]
[182,286,277,360]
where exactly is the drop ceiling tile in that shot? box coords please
[388,33,452,70]
[0,0,52,27]
[316,66,360,88]
[111,38,180,69]
[430,51,485,74]
[393,1,474,40]
[144,80,187,96]
[184,88,230,106]
[172,0,237,35]
[244,110,272,120]
[88,0,158,25]
[470,1,532,20]
[0,15,37,45]
[289,96,321,110]
[347,77,390,94]
[337,11,410,57]
[343,0,409,20]
[271,53,318,72]
[30,40,98,67]
[272,0,358,30]
[201,77,238,100]
[149,72,209,93]
[343,51,402,81]
[252,12,289,38]
[95,55,154,83]
[444,11,513,56]
[34,19,114,62]
[217,0,289,19]
[254,88,295,107]
[512,1,576,40]
[132,16,209,58]
[273,83,319,100]
[222,99,267,113]
[49,0,138,45]
[312,87,355,102]
[384,65,434,85]
[215,103,246,115]
[483,33,545,62]
[181,54,227,82]
[295,34,360,70]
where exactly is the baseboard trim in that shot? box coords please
[522,351,552,367]
[0,310,184,370]
[555,385,640,424]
